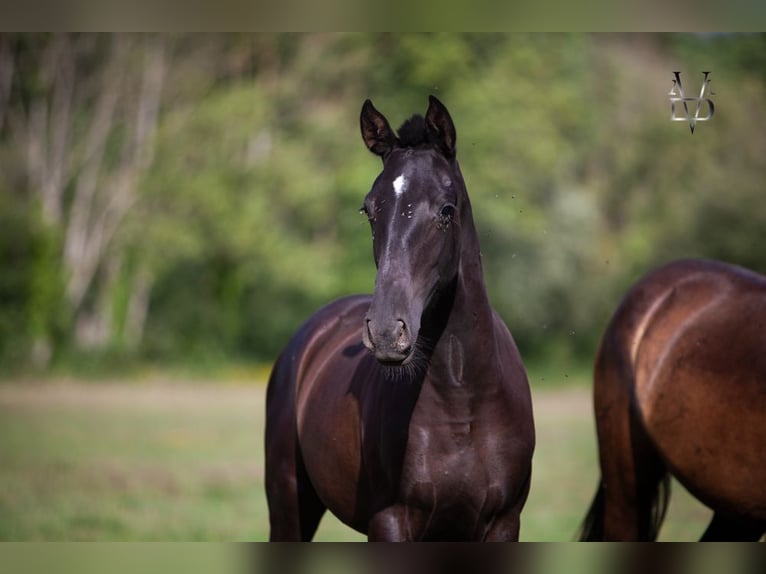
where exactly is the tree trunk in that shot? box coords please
[60,35,166,349]
[124,265,153,349]
[5,34,167,353]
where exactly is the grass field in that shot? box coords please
[0,375,713,541]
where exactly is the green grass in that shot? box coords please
[0,374,712,541]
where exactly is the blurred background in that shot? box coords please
[0,33,764,541]
[2,33,765,374]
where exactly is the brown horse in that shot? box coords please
[580,258,766,541]
[265,96,535,541]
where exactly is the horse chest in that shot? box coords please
[399,421,510,514]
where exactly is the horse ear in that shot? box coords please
[360,99,397,158]
[425,95,457,158]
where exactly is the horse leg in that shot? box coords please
[700,513,765,541]
[367,505,427,541]
[265,357,326,541]
[265,442,326,541]
[582,335,670,541]
[484,469,531,541]
[484,508,521,541]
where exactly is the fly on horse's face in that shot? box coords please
[359,96,464,366]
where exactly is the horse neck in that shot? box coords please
[448,165,493,328]
[451,196,495,346]
[424,193,500,395]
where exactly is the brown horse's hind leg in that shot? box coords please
[265,354,326,541]
[583,334,670,541]
[701,513,765,541]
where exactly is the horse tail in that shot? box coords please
[578,481,606,540]
[578,306,671,540]
[578,474,671,541]
[649,473,672,540]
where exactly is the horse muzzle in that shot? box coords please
[362,317,414,364]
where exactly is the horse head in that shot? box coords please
[359,96,467,366]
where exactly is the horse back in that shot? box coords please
[602,258,766,521]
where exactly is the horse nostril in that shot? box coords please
[395,320,411,354]
[363,319,375,351]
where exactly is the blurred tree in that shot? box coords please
[0,33,764,372]
[1,34,166,363]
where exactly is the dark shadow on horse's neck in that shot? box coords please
[454,191,494,333]
[419,186,498,391]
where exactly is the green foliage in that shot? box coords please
[1,33,765,370]
[0,191,66,368]
[0,192,36,364]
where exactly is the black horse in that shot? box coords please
[265,96,535,541]
[580,258,766,541]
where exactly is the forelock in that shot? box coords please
[396,115,430,148]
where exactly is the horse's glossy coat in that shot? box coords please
[265,97,535,541]
[580,258,766,541]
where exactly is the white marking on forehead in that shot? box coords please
[392,174,407,196]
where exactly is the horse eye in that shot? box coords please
[440,204,456,220]
[360,205,376,224]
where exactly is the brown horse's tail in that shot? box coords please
[577,319,672,541]
[649,475,672,539]
[578,481,606,541]
[578,476,671,541]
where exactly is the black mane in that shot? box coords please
[397,114,430,148]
